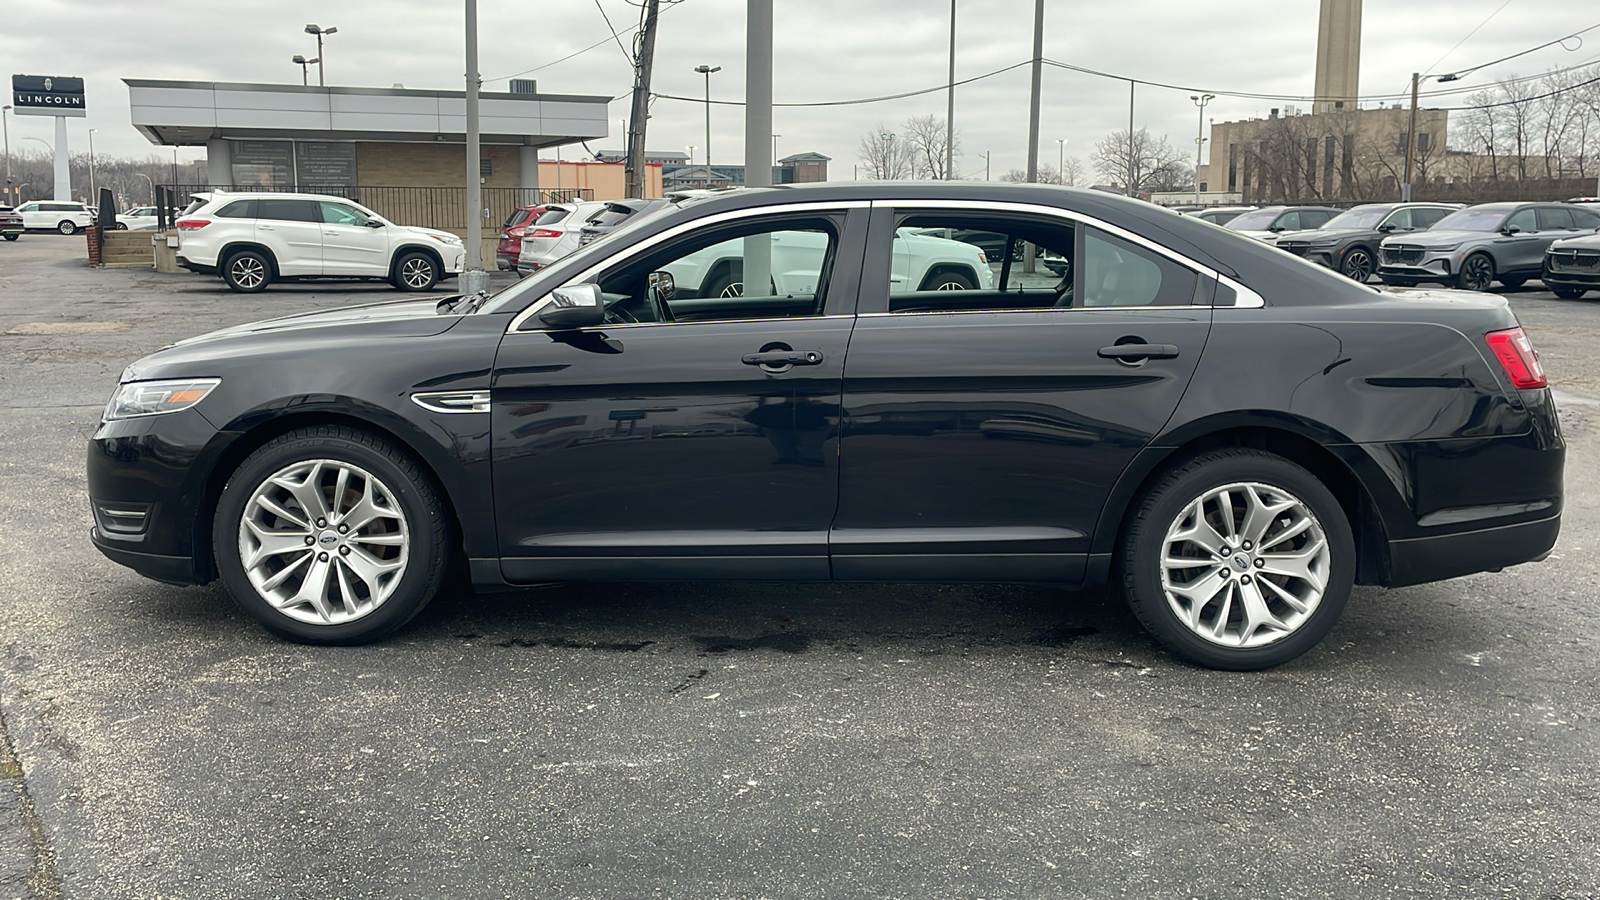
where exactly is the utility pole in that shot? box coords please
[1127,81,1136,197]
[982,150,990,181]
[88,128,97,199]
[1402,71,1418,202]
[462,0,487,294]
[945,0,956,180]
[2,105,11,207]
[1024,0,1042,272]
[626,0,663,199]
[1191,93,1213,204]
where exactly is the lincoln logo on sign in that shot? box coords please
[11,74,86,117]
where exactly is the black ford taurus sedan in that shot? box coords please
[88,183,1564,670]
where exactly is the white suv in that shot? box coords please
[12,200,95,235]
[174,191,466,292]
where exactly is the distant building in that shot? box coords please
[660,152,831,193]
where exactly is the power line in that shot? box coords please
[651,60,1033,108]
[485,0,685,83]
[592,0,634,64]
[1437,20,1600,81]
[1420,0,1513,80]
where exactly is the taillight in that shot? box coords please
[1484,326,1546,389]
[174,218,211,230]
[530,228,563,238]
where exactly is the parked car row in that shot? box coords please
[1183,199,1600,297]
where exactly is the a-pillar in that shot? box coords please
[205,138,231,187]
[519,144,540,206]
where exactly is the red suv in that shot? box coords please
[496,205,545,271]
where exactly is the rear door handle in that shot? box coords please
[1098,343,1179,360]
[742,350,824,367]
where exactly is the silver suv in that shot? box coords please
[1378,202,1600,291]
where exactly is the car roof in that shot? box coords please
[200,190,359,203]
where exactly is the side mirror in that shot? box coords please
[1268,225,1285,232]
[538,283,605,329]
[365,219,386,228]
[1502,225,1521,235]
[648,270,675,302]
[1377,223,1395,233]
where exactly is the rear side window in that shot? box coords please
[534,208,570,226]
[1536,208,1575,230]
[1082,228,1200,308]
[257,199,319,223]
[1574,207,1600,228]
[1412,207,1450,228]
[214,200,257,219]
[1307,210,1336,227]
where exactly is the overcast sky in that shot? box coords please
[5,0,1598,180]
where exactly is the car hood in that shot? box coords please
[390,224,461,244]
[1231,229,1282,243]
[1550,232,1600,250]
[1381,229,1488,248]
[1276,227,1366,243]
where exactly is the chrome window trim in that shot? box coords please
[506,200,870,333]
[875,198,1264,309]
[551,313,857,331]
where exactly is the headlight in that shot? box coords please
[103,378,220,420]
[1306,240,1339,249]
[428,233,463,245]
[1422,243,1461,253]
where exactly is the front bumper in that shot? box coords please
[1541,262,1600,291]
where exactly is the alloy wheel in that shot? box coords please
[400,257,435,289]
[1341,249,1373,282]
[1460,255,1494,291]
[1159,481,1331,648]
[237,459,411,626]
[229,256,266,290]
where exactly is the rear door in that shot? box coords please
[832,201,1215,582]
[489,204,867,583]
[254,198,323,276]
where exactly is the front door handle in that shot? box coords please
[742,350,824,367]
[1098,343,1179,361]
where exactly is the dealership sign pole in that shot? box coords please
[11,75,85,201]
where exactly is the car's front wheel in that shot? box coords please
[922,271,975,291]
[57,219,78,235]
[2,234,17,242]
[1339,247,1374,282]
[1551,286,1588,300]
[1120,449,1354,670]
[392,251,439,291]
[1456,252,1495,292]
[1379,276,1417,288]
[222,250,273,292]
[213,426,449,644]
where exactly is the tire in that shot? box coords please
[2,234,17,242]
[1551,286,1588,300]
[703,273,775,299]
[1339,247,1375,282]
[1455,252,1495,292]
[212,425,449,645]
[57,219,78,235]
[1379,276,1418,288]
[1120,448,1355,671]
[222,249,273,293]
[1499,276,1527,289]
[921,271,976,291]
[112,222,129,231]
[392,250,439,291]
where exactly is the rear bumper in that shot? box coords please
[1385,513,1560,588]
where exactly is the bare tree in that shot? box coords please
[1090,128,1192,194]
[902,114,960,180]
[1000,164,1066,185]
[857,124,915,180]
[1059,156,1086,186]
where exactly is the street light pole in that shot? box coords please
[772,133,780,165]
[292,55,318,86]
[88,128,98,200]
[1403,71,1418,202]
[1191,93,1213,204]
[134,172,153,205]
[1056,138,1064,184]
[1,105,11,207]
[945,0,956,180]
[305,24,337,87]
[695,65,720,175]
[461,1,487,294]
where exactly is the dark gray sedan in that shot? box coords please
[1275,203,1456,281]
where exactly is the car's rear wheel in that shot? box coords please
[1551,286,1588,300]
[222,249,272,292]
[2,234,17,242]
[1456,252,1495,292]
[112,222,128,230]
[57,219,78,235]
[1499,275,1527,289]
[392,251,439,291]
[213,426,448,644]
[1379,276,1417,288]
[1120,449,1354,670]
[1339,247,1374,282]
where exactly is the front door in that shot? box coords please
[832,203,1213,582]
[490,206,867,583]
[317,200,392,276]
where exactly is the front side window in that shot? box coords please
[1506,209,1538,233]
[1380,209,1413,230]
[320,201,373,227]
[1275,211,1303,231]
[589,216,841,325]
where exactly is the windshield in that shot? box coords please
[1430,207,1511,232]
[1321,207,1388,230]
[1225,210,1282,231]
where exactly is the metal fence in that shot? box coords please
[154,184,595,231]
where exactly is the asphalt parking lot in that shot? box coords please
[1,234,1598,898]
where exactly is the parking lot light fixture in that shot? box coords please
[1191,93,1214,204]
[292,55,318,86]
[305,24,337,86]
[694,65,721,172]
